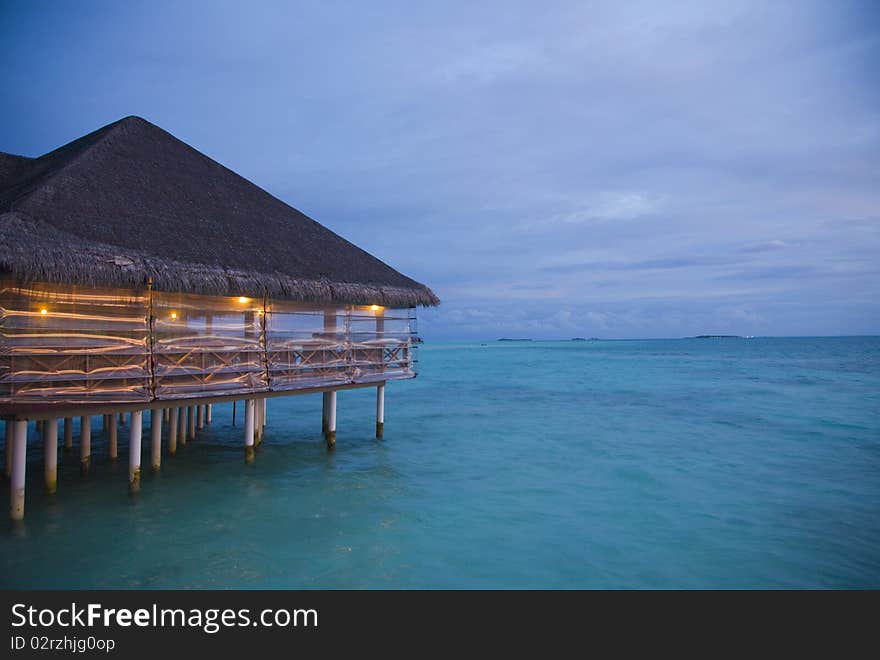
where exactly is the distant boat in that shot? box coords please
[571,337,587,341]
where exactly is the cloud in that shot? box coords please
[739,240,794,253]
[1,0,878,338]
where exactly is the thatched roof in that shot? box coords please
[0,116,438,307]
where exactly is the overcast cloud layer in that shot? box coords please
[2,0,878,338]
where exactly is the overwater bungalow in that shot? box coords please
[0,116,438,520]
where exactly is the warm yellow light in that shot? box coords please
[238,296,250,304]
[40,308,48,315]
[170,312,178,320]
[370,305,381,312]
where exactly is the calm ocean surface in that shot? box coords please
[1,337,878,588]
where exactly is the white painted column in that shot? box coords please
[63,418,73,451]
[108,414,118,460]
[4,421,11,479]
[168,407,178,455]
[178,407,187,447]
[10,420,27,520]
[244,399,255,463]
[150,409,162,471]
[376,384,385,438]
[322,309,336,441]
[197,404,204,430]
[206,404,212,425]
[129,410,142,493]
[43,418,58,494]
[326,390,337,449]
[187,405,196,440]
[79,415,91,475]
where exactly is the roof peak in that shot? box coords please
[0,116,439,307]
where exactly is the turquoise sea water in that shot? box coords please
[1,337,879,588]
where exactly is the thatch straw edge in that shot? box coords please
[0,212,440,307]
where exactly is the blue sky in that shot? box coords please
[1,0,878,339]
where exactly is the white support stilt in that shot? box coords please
[150,409,162,471]
[168,407,178,456]
[108,414,118,460]
[44,418,58,494]
[129,410,142,493]
[326,390,337,449]
[178,407,187,447]
[206,404,212,425]
[197,404,204,430]
[4,421,11,480]
[63,418,73,451]
[376,384,385,438]
[80,415,91,475]
[188,405,196,440]
[244,399,255,463]
[10,420,27,520]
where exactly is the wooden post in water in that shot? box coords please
[206,404,212,425]
[118,412,125,426]
[232,400,237,426]
[197,405,204,430]
[4,422,11,479]
[129,410,142,493]
[168,407,178,456]
[63,418,73,452]
[244,399,255,463]
[10,420,27,520]
[326,390,337,449]
[43,418,58,494]
[322,309,337,439]
[177,407,187,447]
[150,409,162,471]
[376,384,385,438]
[188,405,196,440]
[79,415,91,475]
[108,414,118,460]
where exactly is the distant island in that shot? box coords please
[693,335,744,339]
[571,338,601,341]
[497,338,532,342]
